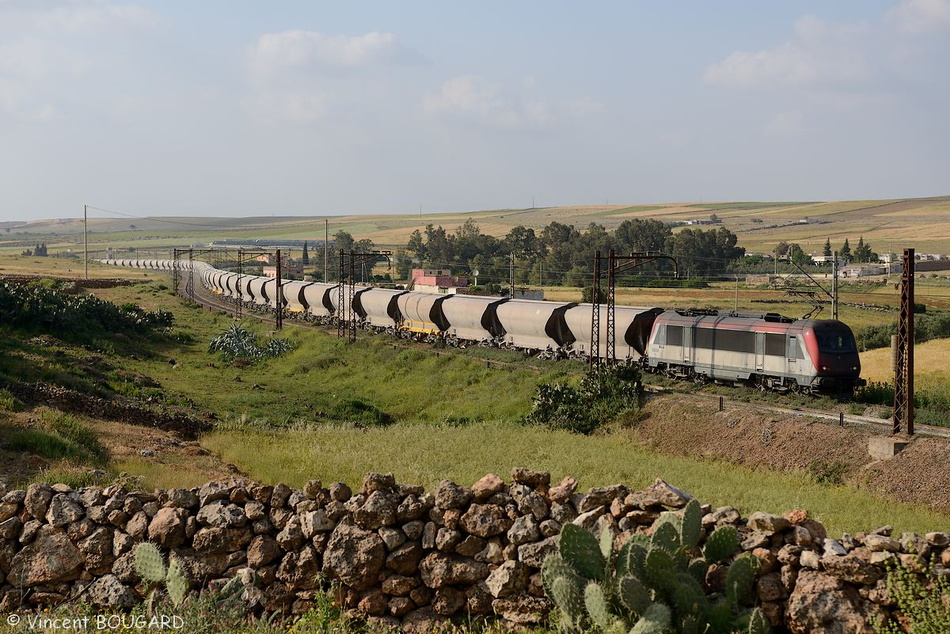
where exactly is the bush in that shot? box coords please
[0,281,173,342]
[523,362,643,434]
[856,312,950,350]
[877,562,950,633]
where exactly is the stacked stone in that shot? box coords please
[0,474,946,633]
[3,382,210,437]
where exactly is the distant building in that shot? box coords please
[841,264,887,278]
[263,259,303,278]
[410,268,469,294]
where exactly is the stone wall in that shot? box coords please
[0,471,944,633]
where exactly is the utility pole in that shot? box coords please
[832,251,839,320]
[893,248,915,436]
[83,204,88,280]
[275,249,283,330]
[509,252,515,297]
[735,275,739,312]
[324,219,329,282]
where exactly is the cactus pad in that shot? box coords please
[681,499,702,550]
[704,525,740,563]
[559,523,605,581]
[134,543,167,584]
[725,553,759,610]
[631,602,671,634]
[166,557,190,606]
[584,581,614,631]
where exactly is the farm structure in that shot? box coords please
[103,259,864,393]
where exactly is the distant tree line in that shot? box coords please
[386,218,745,287]
[773,237,879,266]
[21,243,48,257]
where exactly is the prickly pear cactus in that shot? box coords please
[134,542,167,583]
[542,497,771,634]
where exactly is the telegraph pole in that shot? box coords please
[275,249,283,330]
[832,251,839,320]
[324,219,329,282]
[893,248,915,436]
[83,204,88,280]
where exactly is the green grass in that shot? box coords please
[203,420,950,537]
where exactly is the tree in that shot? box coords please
[823,238,832,257]
[774,241,790,258]
[302,241,309,266]
[854,236,875,263]
[788,243,811,266]
[840,238,852,262]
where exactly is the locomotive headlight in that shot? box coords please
[821,365,829,371]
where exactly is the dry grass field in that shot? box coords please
[4,194,950,256]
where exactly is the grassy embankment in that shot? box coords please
[2,256,950,536]
[79,271,950,536]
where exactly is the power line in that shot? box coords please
[85,205,248,229]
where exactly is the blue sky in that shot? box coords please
[1,0,948,221]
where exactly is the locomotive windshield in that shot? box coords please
[816,330,857,353]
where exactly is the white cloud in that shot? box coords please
[765,111,807,137]
[33,3,158,32]
[704,15,871,88]
[249,30,400,77]
[423,75,555,129]
[889,0,950,33]
[250,91,332,123]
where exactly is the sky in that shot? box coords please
[1,0,949,222]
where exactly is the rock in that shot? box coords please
[386,542,423,576]
[357,588,388,616]
[8,526,84,586]
[162,488,199,509]
[460,504,512,538]
[323,520,386,590]
[389,596,414,617]
[45,494,85,527]
[434,480,472,510]
[746,512,792,534]
[24,483,53,520]
[149,507,189,549]
[786,570,881,634]
[578,485,626,513]
[401,607,438,634]
[354,491,397,529]
[86,574,137,608]
[517,537,557,567]
[276,545,321,589]
[539,519,561,537]
[193,526,252,555]
[467,582,494,615]
[419,552,490,588]
[925,532,950,547]
[550,502,577,524]
[196,501,246,527]
[402,520,424,541]
[548,477,578,504]
[486,560,529,598]
[397,495,425,522]
[626,479,691,509]
[196,481,231,506]
[0,517,21,540]
[824,538,848,556]
[361,473,396,496]
[432,586,466,616]
[756,572,785,602]
[863,534,901,553]
[515,490,548,520]
[382,574,418,596]
[821,549,883,584]
[247,535,281,568]
[329,482,352,502]
[435,528,461,552]
[472,474,505,500]
[507,515,540,545]
[800,551,821,569]
[299,509,335,538]
[491,595,551,625]
[276,516,305,551]
[270,483,292,508]
[378,526,407,551]
[510,468,550,488]
[573,506,606,530]
[77,526,114,574]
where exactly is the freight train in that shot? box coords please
[103,258,864,393]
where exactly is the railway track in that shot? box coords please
[174,272,949,441]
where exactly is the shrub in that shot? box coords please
[876,562,950,634]
[523,362,642,434]
[0,281,173,342]
[806,459,849,486]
